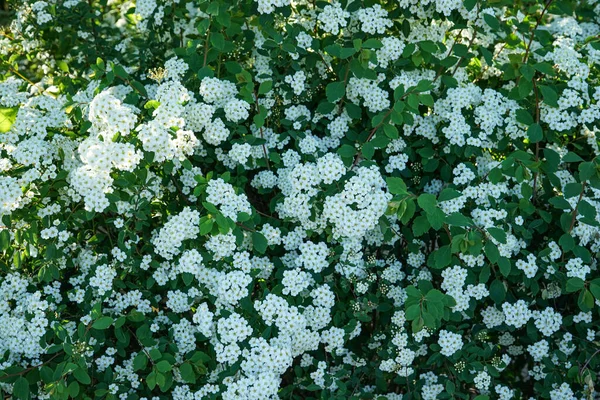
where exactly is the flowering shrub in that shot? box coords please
[1,0,600,399]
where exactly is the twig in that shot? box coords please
[253,92,271,171]
[236,222,256,232]
[515,0,554,86]
[531,78,541,203]
[202,21,211,68]
[351,107,394,168]
[568,182,586,233]
[580,348,600,375]
[450,30,478,77]
[1,60,40,88]
[0,353,61,382]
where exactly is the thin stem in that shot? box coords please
[568,182,586,233]
[202,21,211,68]
[0,353,61,382]
[253,91,272,171]
[531,78,541,203]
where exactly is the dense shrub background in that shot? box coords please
[1,0,600,399]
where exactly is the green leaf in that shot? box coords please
[425,289,445,303]
[92,316,114,330]
[326,82,345,103]
[489,280,506,304]
[487,227,507,244]
[406,304,421,320]
[96,57,106,70]
[438,188,462,202]
[73,367,91,385]
[0,229,10,252]
[413,215,430,236]
[590,281,600,299]
[559,233,575,252]
[258,80,273,95]
[484,241,500,263]
[519,64,535,81]
[199,218,214,235]
[337,144,356,158]
[483,13,500,30]
[386,177,408,195]
[539,85,558,107]
[414,79,432,92]
[417,193,437,213]
[57,60,69,73]
[252,232,268,254]
[383,124,399,139]
[426,208,446,230]
[578,289,594,311]
[113,64,129,80]
[516,109,534,125]
[210,32,225,50]
[179,362,196,383]
[0,107,18,133]
[498,257,511,277]
[362,142,375,160]
[418,93,434,107]
[432,245,452,269]
[564,182,582,198]
[533,62,555,75]
[13,377,30,400]
[362,39,382,49]
[527,123,543,143]
[563,152,584,163]
[156,360,172,373]
[133,352,148,371]
[579,162,596,181]
[131,80,148,97]
[566,277,585,293]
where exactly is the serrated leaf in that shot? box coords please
[417,193,437,213]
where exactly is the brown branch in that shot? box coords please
[2,60,39,88]
[202,21,211,68]
[351,108,394,169]
[450,30,478,77]
[568,182,587,233]
[580,348,600,375]
[336,62,352,115]
[532,79,541,203]
[515,0,554,86]
[236,222,256,232]
[523,0,554,64]
[0,353,61,382]
[253,92,271,171]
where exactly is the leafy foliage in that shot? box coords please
[1,0,600,399]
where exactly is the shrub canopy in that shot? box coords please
[1,0,600,399]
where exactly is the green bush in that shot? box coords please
[1,0,600,399]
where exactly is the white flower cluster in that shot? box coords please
[152,207,200,260]
[438,330,463,357]
[206,178,252,221]
[4,0,600,398]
